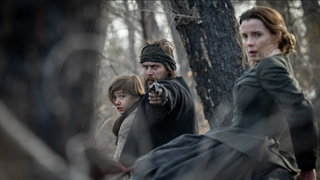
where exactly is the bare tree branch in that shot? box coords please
[116,9,194,19]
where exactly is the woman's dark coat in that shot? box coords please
[132,54,318,180]
[119,77,198,168]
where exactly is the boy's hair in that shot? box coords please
[108,74,145,104]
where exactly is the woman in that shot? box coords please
[132,6,318,180]
[107,74,144,162]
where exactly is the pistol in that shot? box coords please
[151,80,160,97]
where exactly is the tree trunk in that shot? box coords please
[162,1,209,133]
[162,1,189,77]
[301,0,320,175]
[123,0,138,74]
[137,0,148,40]
[0,1,105,179]
[301,0,320,97]
[137,0,162,41]
[312,86,320,175]
[169,0,249,128]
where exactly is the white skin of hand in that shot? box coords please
[148,85,163,105]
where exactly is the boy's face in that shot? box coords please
[112,90,140,115]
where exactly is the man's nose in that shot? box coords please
[146,67,153,76]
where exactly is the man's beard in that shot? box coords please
[144,76,156,91]
[144,74,171,91]
[144,76,171,91]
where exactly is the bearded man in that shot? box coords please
[119,39,198,168]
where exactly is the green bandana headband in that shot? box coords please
[140,46,176,71]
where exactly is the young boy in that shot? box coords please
[108,74,144,161]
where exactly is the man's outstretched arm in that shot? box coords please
[147,83,178,118]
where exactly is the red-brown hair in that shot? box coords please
[239,6,296,54]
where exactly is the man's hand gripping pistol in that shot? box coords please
[151,80,160,98]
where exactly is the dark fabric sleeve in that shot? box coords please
[146,82,179,119]
[256,56,318,170]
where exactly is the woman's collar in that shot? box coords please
[268,49,281,57]
[252,49,282,67]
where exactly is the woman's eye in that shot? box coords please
[121,95,125,98]
[242,35,247,39]
[254,33,260,37]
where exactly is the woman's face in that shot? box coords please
[241,18,278,63]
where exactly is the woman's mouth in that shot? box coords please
[117,107,122,111]
[249,51,257,57]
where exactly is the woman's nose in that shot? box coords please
[246,37,254,46]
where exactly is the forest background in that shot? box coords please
[0,1,319,180]
[95,0,320,156]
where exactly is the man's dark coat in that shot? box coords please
[119,77,198,167]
